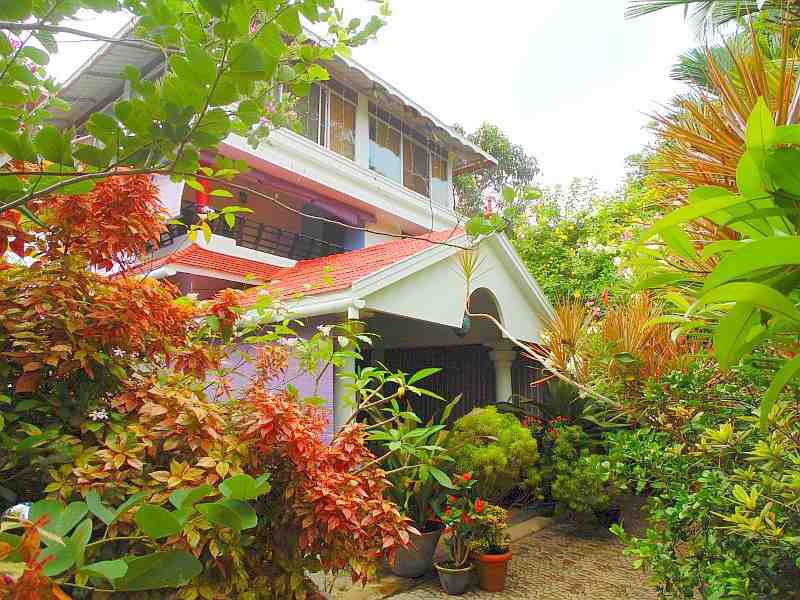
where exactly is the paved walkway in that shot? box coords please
[388,520,658,599]
[387,498,658,600]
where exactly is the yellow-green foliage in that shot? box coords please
[446,407,541,502]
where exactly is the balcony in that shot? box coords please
[159,203,347,262]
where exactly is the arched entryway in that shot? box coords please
[361,286,547,424]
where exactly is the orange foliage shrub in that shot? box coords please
[1,175,414,598]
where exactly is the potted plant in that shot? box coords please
[434,472,479,595]
[470,504,512,592]
[360,370,461,578]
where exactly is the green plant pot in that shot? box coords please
[387,526,442,578]
[435,562,474,595]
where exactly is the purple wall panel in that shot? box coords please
[216,328,336,444]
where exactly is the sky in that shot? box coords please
[49,1,697,193]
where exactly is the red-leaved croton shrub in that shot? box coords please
[1,173,414,598]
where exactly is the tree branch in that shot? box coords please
[0,22,172,54]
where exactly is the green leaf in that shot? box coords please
[45,501,88,538]
[760,354,800,430]
[20,46,49,66]
[0,85,26,105]
[704,237,800,290]
[229,42,266,74]
[30,499,64,524]
[640,192,755,242]
[70,519,93,569]
[407,367,442,386]
[113,491,149,520]
[134,505,183,540]
[660,226,696,262]
[735,151,765,197]
[40,539,75,577]
[196,499,257,531]
[277,5,302,35]
[0,0,32,20]
[634,272,687,290]
[34,125,73,166]
[80,559,128,582]
[745,96,775,160]
[766,148,800,195]
[85,491,116,526]
[115,551,202,591]
[691,282,800,324]
[713,304,765,370]
[774,124,800,145]
[169,484,214,511]
[186,44,218,84]
[259,23,286,58]
[428,467,455,489]
[219,474,267,500]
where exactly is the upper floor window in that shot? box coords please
[295,81,357,160]
[369,114,402,183]
[431,154,449,207]
[369,103,450,205]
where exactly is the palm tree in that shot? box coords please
[626,1,800,36]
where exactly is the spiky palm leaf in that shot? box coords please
[627,0,800,36]
[649,23,800,207]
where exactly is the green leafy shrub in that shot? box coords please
[609,360,800,599]
[445,407,540,502]
[549,425,625,515]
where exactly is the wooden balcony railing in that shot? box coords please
[159,204,347,261]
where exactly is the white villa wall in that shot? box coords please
[363,239,546,343]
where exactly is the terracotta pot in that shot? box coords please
[474,551,512,592]
[387,527,442,578]
[435,562,474,595]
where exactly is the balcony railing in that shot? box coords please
[159,203,347,261]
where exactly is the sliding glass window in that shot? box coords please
[369,116,402,183]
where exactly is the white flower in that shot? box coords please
[88,408,109,421]
[317,324,333,336]
[278,337,299,347]
[200,206,216,214]
[612,256,622,266]
[337,336,350,348]
[112,347,125,357]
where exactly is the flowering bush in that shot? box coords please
[469,504,511,556]
[435,473,484,568]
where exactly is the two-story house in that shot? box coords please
[54,24,554,439]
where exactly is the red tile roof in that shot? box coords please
[124,244,284,281]
[126,228,465,302]
[241,227,465,304]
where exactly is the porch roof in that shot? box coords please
[125,243,285,282]
[239,227,465,304]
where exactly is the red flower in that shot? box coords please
[447,495,457,504]
[445,508,453,517]
[474,498,486,513]
[461,472,472,482]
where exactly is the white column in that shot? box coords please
[489,347,517,403]
[354,93,370,169]
[334,353,356,430]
